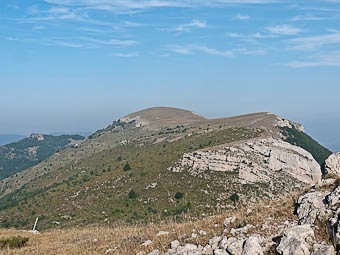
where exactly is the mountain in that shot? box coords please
[0,135,25,146]
[0,134,85,181]
[0,107,331,230]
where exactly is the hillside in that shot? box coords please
[0,107,331,230]
[0,134,85,181]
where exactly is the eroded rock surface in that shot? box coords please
[325,153,340,177]
[169,138,321,185]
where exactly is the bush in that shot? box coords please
[229,193,239,204]
[123,163,131,171]
[175,192,184,200]
[0,236,29,249]
[128,189,138,199]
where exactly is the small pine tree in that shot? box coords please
[128,189,138,199]
[229,193,239,204]
[123,163,131,171]
[175,192,184,200]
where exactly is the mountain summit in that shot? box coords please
[119,107,206,128]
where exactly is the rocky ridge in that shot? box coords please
[144,153,340,255]
[169,138,321,185]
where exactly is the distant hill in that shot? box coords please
[0,134,85,181]
[0,135,25,146]
[49,132,91,137]
[0,107,331,230]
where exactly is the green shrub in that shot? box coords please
[123,163,131,171]
[229,193,239,204]
[0,236,29,249]
[128,189,138,199]
[175,192,184,200]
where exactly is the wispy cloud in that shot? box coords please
[165,19,207,33]
[170,45,233,57]
[3,35,137,49]
[289,30,340,51]
[79,37,137,47]
[43,0,278,12]
[112,52,140,57]
[169,44,266,57]
[265,24,302,35]
[290,15,330,22]
[226,32,243,38]
[234,14,250,20]
[236,48,266,55]
[287,51,340,67]
[251,32,277,39]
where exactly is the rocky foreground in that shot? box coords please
[143,153,340,255]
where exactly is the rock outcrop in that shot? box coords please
[146,153,340,255]
[169,138,321,185]
[325,153,340,177]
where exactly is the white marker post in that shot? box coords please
[32,217,39,232]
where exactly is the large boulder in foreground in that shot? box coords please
[325,153,340,177]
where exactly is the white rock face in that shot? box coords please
[325,153,340,177]
[275,116,305,132]
[28,133,45,141]
[119,115,149,128]
[169,138,321,185]
[276,225,314,255]
[296,191,329,224]
[242,235,263,255]
[311,244,335,255]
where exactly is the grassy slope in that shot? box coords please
[0,192,299,255]
[0,127,265,229]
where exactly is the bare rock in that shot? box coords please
[242,235,263,255]
[214,249,229,255]
[325,186,340,208]
[226,238,245,255]
[311,244,335,255]
[169,138,321,185]
[296,191,328,224]
[148,250,160,255]
[224,217,236,227]
[171,240,180,249]
[325,153,340,177]
[276,225,314,255]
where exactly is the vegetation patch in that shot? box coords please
[0,235,29,249]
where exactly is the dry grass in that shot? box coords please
[0,193,298,255]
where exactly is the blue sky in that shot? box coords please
[1,0,340,149]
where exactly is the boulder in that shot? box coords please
[148,250,160,255]
[325,153,340,177]
[311,244,335,255]
[296,191,328,224]
[276,225,314,255]
[325,186,340,208]
[214,249,229,255]
[170,240,180,249]
[226,238,245,255]
[242,235,263,255]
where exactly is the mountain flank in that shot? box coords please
[0,107,331,230]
